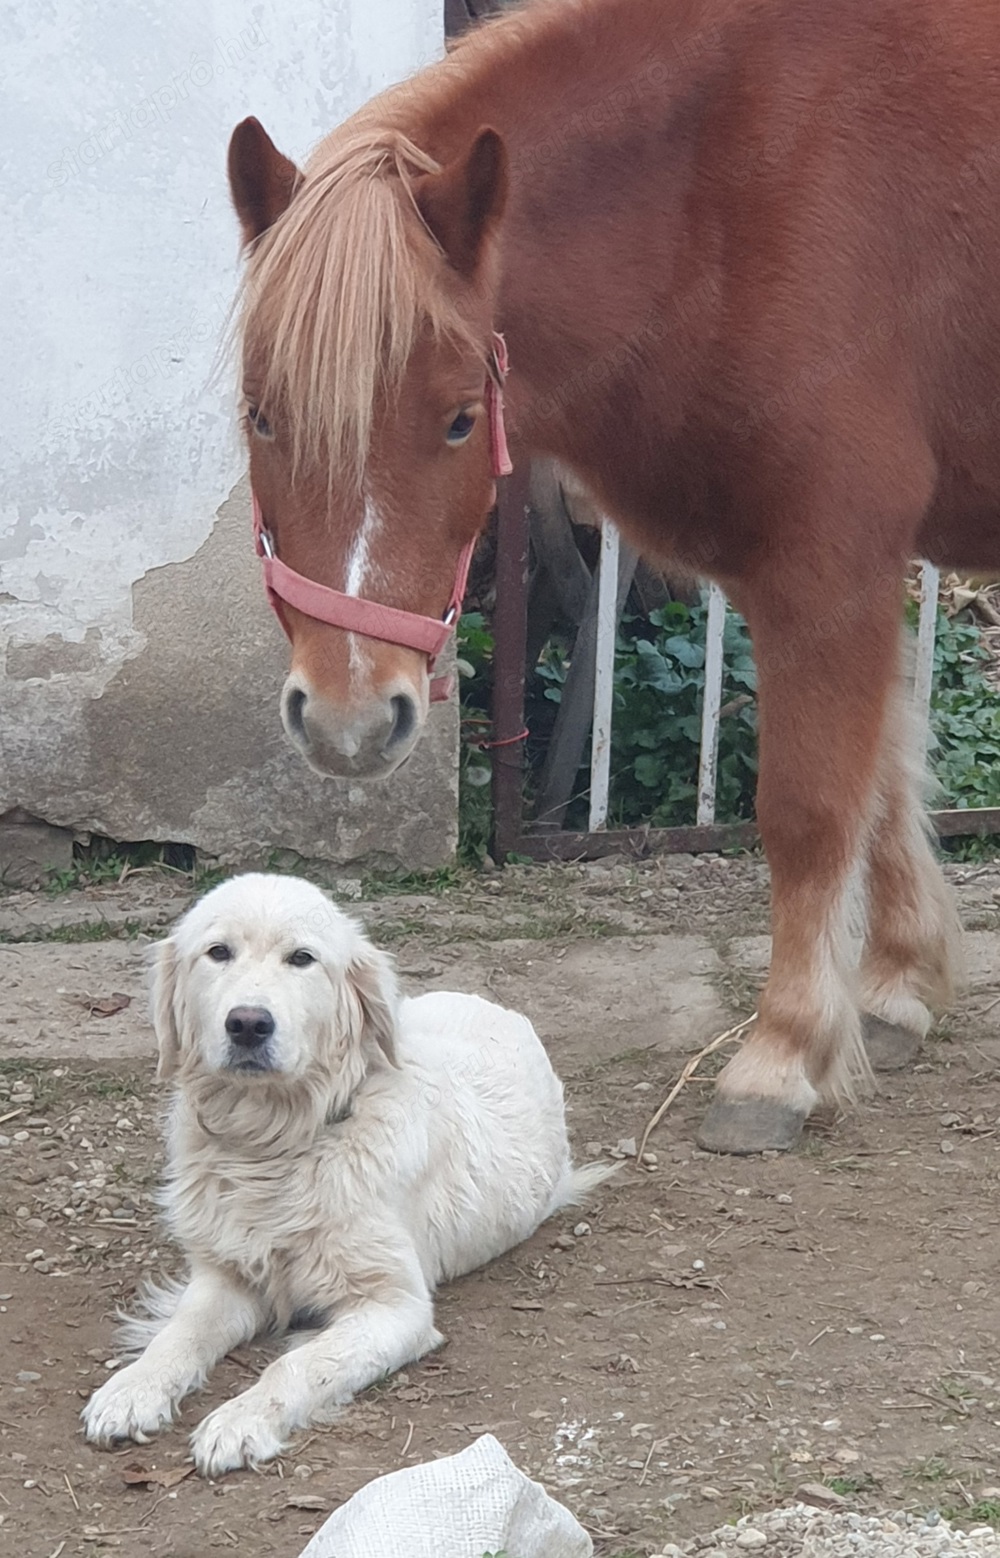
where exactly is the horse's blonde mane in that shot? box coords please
[237,128,480,488]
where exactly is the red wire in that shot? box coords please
[476,725,530,750]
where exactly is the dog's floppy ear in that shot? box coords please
[347,943,400,1068]
[151,936,184,1082]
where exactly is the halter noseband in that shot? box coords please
[252,333,512,703]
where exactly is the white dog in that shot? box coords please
[82,873,610,1477]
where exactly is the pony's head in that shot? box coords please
[228,116,508,778]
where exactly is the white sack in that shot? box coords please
[300,1433,593,1558]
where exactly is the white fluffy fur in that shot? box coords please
[859,687,963,1030]
[82,873,611,1477]
[717,654,960,1122]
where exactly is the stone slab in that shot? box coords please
[0,812,74,887]
[0,480,458,871]
[0,933,730,1073]
[0,941,155,1065]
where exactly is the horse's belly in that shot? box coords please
[918,506,1000,572]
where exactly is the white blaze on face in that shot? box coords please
[344,492,381,680]
[345,493,379,597]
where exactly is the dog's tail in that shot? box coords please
[115,1274,188,1356]
[551,1157,621,1213]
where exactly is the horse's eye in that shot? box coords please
[446,410,476,445]
[247,405,273,439]
[287,949,316,968]
[206,944,232,963]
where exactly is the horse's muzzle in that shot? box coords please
[280,674,422,778]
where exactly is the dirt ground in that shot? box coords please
[2,853,1000,1558]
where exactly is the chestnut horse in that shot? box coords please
[225,0,1000,1154]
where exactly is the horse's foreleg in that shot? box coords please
[697,563,902,1155]
[859,684,961,1071]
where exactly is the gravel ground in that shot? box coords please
[655,1507,1000,1558]
[4,857,1000,1557]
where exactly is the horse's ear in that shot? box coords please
[415,127,508,278]
[227,117,303,246]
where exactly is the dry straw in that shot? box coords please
[637,1013,757,1161]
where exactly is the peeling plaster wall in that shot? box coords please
[1,0,457,869]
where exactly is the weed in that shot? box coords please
[827,1473,878,1497]
[528,599,758,831]
[916,603,1000,816]
[45,855,130,895]
[0,1060,63,1110]
[0,919,144,945]
[362,1372,398,1397]
[189,863,230,891]
[571,1042,661,1083]
[457,588,1000,854]
[495,910,622,941]
[954,1501,1000,1527]
[360,867,467,899]
[371,918,436,946]
[944,837,1000,863]
[0,1062,151,1112]
[711,965,762,1018]
[904,1456,954,1484]
[938,1376,975,1406]
[37,836,239,896]
[456,611,499,866]
[82,1073,146,1101]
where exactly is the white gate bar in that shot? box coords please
[914,560,939,723]
[697,582,728,827]
[589,519,621,831]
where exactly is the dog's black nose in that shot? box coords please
[225,1006,275,1048]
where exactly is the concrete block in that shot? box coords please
[0,480,458,871]
[0,809,74,887]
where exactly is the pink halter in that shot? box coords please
[253,333,512,703]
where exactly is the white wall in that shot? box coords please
[0,0,457,869]
[2,0,440,653]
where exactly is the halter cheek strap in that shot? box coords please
[253,498,476,702]
[252,332,512,704]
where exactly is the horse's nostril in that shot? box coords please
[387,693,418,751]
[284,686,307,739]
[225,1006,276,1047]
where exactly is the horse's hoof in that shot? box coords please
[696,1097,807,1155]
[862,1013,923,1072]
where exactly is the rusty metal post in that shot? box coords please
[490,464,532,862]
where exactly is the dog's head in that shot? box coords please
[152,874,398,1094]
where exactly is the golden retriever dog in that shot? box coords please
[82,874,610,1476]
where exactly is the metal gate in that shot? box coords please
[489,473,1000,862]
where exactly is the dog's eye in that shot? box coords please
[206,944,232,963]
[287,949,316,968]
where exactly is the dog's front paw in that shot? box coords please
[82,1364,177,1447]
[190,1397,287,1477]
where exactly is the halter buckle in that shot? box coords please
[487,331,510,389]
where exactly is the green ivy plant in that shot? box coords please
[534,599,758,830]
[457,612,496,864]
[458,595,1000,856]
[917,602,1000,810]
